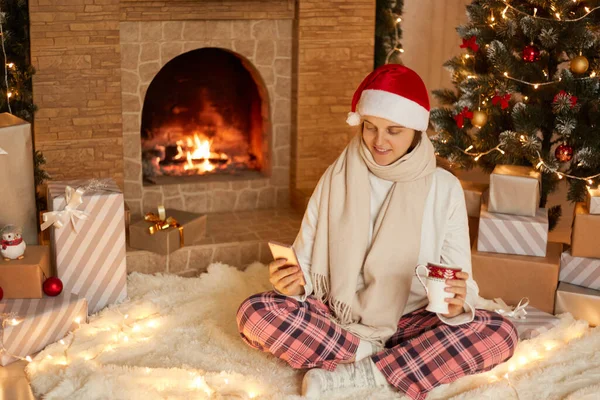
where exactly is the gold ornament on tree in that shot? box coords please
[471,110,488,128]
[570,55,589,74]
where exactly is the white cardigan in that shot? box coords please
[283,167,479,327]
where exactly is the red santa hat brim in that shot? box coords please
[346,89,430,132]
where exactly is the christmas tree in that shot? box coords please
[0,0,49,210]
[375,0,405,68]
[430,0,600,227]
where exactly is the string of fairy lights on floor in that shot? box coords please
[2,304,260,398]
[452,1,600,186]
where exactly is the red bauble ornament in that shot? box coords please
[555,144,574,163]
[522,45,541,62]
[0,286,3,301]
[43,277,63,297]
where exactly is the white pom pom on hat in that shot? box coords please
[347,64,430,132]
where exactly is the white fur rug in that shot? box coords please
[26,263,600,400]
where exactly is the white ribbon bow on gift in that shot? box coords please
[41,186,90,232]
[0,147,6,155]
[493,297,530,320]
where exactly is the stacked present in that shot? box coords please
[462,165,563,338]
[554,188,600,326]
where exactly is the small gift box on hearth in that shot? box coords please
[488,165,541,217]
[555,282,600,327]
[129,206,207,255]
[43,178,127,314]
[0,245,51,299]
[571,202,600,259]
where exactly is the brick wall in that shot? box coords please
[29,0,124,184]
[120,0,295,21]
[292,0,376,207]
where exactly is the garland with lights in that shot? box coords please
[430,0,600,225]
[375,0,405,67]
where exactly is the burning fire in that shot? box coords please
[174,133,229,173]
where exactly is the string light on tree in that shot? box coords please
[385,14,404,64]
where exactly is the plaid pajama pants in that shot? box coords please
[237,291,518,400]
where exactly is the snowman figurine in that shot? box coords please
[1,225,26,261]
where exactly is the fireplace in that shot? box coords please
[141,48,269,185]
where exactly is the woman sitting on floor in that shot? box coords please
[236,64,518,400]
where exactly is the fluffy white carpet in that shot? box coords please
[25,263,600,400]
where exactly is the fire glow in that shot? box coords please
[173,133,229,173]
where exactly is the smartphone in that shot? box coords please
[268,241,301,267]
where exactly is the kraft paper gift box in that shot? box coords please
[0,113,38,245]
[460,181,489,218]
[477,203,549,257]
[44,179,127,315]
[0,292,87,366]
[0,246,50,299]
[507,306,561,340]
[560,248,600,291]
[571,202,600,259]
[472,241,562,314]
[555,282,600,327]
[587,187,600,215]
[468,217,479,248]
[129,208,207,255]
[488,165,541,217]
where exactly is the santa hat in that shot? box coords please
[346,64,430,132]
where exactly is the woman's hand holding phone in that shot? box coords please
[269,258,306,296]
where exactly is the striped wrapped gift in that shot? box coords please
[477,204,548,257]
[0,293,87,366]
[560,249,600,291]
[45,179,127,314]
[507,306,560,340]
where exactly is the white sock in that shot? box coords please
[355,339,378,362]
[301,357,389,398]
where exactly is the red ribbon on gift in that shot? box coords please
[460,36,479,52]
[1,237,23,250]
[492,92,511,109]
[454,107,473,129]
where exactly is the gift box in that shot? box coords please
[460,181,489,218]
[0,246,50,299]
[477,203,548,257]
[571,202,600,259]
[0,113,38,244]
[472,241,562,314]
[468,217,479,248]
[0,292,87,366]
[488,165,541,217]
[129,208,207,255]
[555,282,600,327]
[508,306,561,340]
[587,187,600,215]
[560,248,600,291]
[44,179,127,314]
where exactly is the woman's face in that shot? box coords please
[361,115,416,166]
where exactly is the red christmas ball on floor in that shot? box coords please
[43,277,63,297]
[555,144,574,163]
[522,45,541,62]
